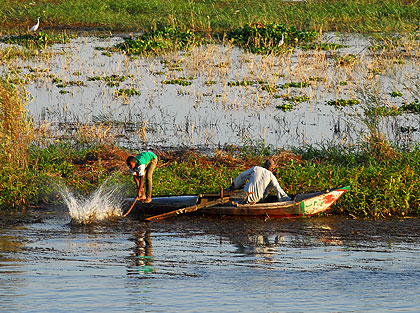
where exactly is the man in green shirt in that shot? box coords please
[126,151,158,203]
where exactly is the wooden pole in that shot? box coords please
[123,198,138,217]
[145,196,230,222]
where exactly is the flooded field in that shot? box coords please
[1,33,420,149]
[1,209,420,312]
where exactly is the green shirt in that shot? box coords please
[133,152,156,176]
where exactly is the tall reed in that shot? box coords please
[0,81,33,209]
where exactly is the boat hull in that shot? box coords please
[125,186,349,219]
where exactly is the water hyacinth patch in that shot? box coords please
[280,95,310,103]
[116,88,140,96]
[227,22,317,54]
[365,106,402,117]
[109,25,206,55]
[327,99,360,107]
[228,80,256,87]
[276,103,295,111]
[390,91,403,97]
[162,78,192,86]
[279,82,311,89]
[401,99,420,113]
[1,32,71,49]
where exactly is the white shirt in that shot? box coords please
[129,164,146,176]
[232,166,288,203]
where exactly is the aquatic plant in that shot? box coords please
[1,32,70,49]
[227,23,317,54]
[162,78,192,86]
[365,106,402,117]
[116,88,140,96]
[228,80,256,87]
[390,91,403,97]
[401,99,420,113]
[276,103,295,111]
[327,99,360,107]
[110,25,206,55]
[280,95,310,103]
[279,82,310,89]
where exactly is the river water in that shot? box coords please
[1,207,420,312]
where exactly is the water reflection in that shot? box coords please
[231,234,284,264]
[128,229,154,274]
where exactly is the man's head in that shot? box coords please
[263,158,276,172]
[126,156,137,169]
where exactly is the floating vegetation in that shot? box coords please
[301,42,347,50]
[101,51,113,57]
[327,99,360,107]
[390,91,403,97]
[116,88,140,96]
[52,78,63,83]
[109,25,206,55]
[401,99,420,113]
[162,78,192,86]
[279,82,310,89]
[1,32,71,49]
[204,81,217,86]
[227,23,317,54]
[59,90,69,94]
[339,81,348,86]
[55,80,84,88]
[280,95,310,103]
[228,80,256,87]
[276,103,295,111]
[87,74,132,87]
[73,71,81,76]
[365,106,402,117]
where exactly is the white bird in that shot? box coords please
[29,17,40,32]
[277,33,284,47]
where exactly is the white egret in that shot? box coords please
[277,33,284,46]
[29,17,40,32]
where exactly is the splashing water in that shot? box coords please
[62,183,123,224]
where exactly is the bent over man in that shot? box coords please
[126,151,158,203]
[230,158,291,203]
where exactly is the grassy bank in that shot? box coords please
[2,125,420,218]
[1,0,418,35]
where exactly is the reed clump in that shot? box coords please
[0,82,33,209]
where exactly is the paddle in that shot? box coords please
[144,196,231,222]
[122,197,138,217]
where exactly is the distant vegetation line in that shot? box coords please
[0,0,419,34]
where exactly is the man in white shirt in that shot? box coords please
[229,159,291,203]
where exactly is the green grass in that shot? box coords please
[1,32,71,49]
[1,0,418,34]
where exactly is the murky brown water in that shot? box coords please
[1,207,420,312]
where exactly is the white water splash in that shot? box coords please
[62,183,123,224]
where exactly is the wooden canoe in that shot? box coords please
[124,185,350,219]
